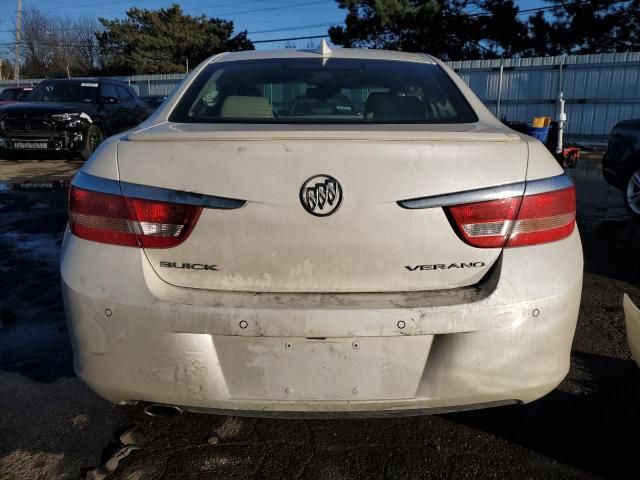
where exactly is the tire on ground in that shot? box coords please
[80,125,104,161]
[623,167,640,218]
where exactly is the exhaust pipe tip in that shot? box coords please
[143,404,184,418]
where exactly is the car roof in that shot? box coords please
[210,47,437,65]
[41,77,128,86]
[44,77,99,82]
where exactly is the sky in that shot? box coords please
[0,0,547,54]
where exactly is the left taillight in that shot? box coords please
[69,185,202,248]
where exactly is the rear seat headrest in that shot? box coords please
[220,96,274,119]
[364,93,426,121]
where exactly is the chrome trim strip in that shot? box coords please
[397,174,572,209]
[120,182,247,209]
[71,171,121,195]
[523,174,574,196]
[72,171,247,210]
[398,182,525,209]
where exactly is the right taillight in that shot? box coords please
[506,185,576,247]
[446,184,576,248]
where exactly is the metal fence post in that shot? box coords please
[496,61,504,120]
[555,54,567,153]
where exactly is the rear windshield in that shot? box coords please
[0,89,18,101]
[26,80,98,103]
[169,58,478,124]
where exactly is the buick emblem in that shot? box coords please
[299,174,343,217]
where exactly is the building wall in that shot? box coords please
[450,51,640,143]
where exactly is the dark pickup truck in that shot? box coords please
[0,78,149,160]
[603,119,640,217]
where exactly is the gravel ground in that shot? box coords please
[1,157,639,480]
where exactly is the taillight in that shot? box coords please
[506,186,576,247]
[446,185,576,248]
[69,186,202,248]
[446,197,521,248]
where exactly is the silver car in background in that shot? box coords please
[61,46,582,416]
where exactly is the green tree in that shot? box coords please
[525,11,559,56]
[479,0,530,57]
[539,0,640,54]
[329,0,640,60]
[97,4,253,75]
[328,1,485,60]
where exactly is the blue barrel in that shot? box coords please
[523,126,550,143]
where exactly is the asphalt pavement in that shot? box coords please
[1,155,639,479]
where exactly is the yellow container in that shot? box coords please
[532,116,551,128]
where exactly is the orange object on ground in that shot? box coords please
[532,116,551,128]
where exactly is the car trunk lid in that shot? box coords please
[117,123,527,293]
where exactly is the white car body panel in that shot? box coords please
[116,127,527,292]
[61,47,583,416]
[624,294,640,367]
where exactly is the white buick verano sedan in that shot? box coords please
[61,45,583,417]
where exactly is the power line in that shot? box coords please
[2,0,631,47]
[249,21,339,35]
[0,21,340,35]
[40,0,260,12]
[253,34,327,44]
[39,0,327,15]
[1,0,627,35]
[0,1,335,33]
[0,41,95,47]
[215,0,331,16]
[43,0,154,9]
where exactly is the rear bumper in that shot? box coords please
[61,229,583,416]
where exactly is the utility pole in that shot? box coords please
[14,0,22,81]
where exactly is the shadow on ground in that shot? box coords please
[0,190,73,383]
[449,351,640,479]
[580,218,640,285]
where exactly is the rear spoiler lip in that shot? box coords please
[125,123,522,143]
[71,171,247,210]
[397,174,574,209]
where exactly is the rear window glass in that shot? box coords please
[0,89,17,100]
[26,80,98,103]
[169,58,478,124]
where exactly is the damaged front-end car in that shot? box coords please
[0,78,149,160]
[49,112,103,158]
[0,109,102,160]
